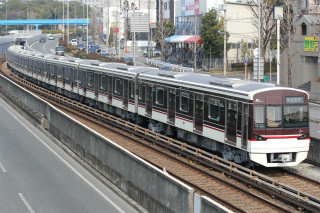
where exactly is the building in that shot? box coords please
[280,15,320,98]
[163,0,258,65]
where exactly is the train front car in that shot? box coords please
[249,88,310,167]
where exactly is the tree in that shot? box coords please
[250,0,283,58]
[200,8,228,57]
[153,18,175,61]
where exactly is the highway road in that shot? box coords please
[0,35,13,53]
[0,97,141,213]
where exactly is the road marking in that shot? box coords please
[0,161,7,172]
[19,193,35,213]
[2,105,126,213]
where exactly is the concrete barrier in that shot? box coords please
[0,74,194,213]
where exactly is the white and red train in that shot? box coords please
[6,45,310,167]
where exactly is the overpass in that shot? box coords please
[0,19,91,31]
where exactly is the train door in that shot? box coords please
[168,88,176,124]
[226,100,237,143]
[241,103,249,149]
[194,93,204,133]
[94,73,99,98]
[146,84,153,117]
[123,79,128,109]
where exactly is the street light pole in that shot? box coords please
[63,1,65,41]
[86,3,89,54]
[67,0,69,43]
[258,0,261,82]
[27,6,29,35]
[55,7,57,30]
[6,3,8,34]
[223,0,227,76]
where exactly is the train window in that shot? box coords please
[80,70,86,86]
[266,106,282,128]
[73,69,78,84]
[208,99,220,121]
[254,105,265,129]
[100,75,107,90]
[50,65,56,77]
[87,72,93,87]
[65,67,71,81]
[180,92,189,112]
[114,78,122,94]
[156,88,164,105]
[283,105,308,128]
[129,82,135,98]
[57,66,63,81]
[139,84,145,101]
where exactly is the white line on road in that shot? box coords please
[2,105,126,213]
[19,193,35,213]
[0,161,7,172]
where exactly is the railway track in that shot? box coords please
[2,63,320,212]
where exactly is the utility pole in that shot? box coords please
[63,2,64,41]
[148,0,151,58]
[223,0,227,76]
[194,14,197,72]
[118,0,121,59]
[258,0,261,82]
[133,0,136,66]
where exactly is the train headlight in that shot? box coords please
[254,134,265,141]
[298,133,309,140]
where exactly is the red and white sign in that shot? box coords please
[184,0,200,16]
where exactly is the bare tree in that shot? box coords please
[250,0,278,58]
[281,0,296,87]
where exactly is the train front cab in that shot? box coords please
[249,90,310,167]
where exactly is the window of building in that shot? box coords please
[164,2,168,10]
[301,23,307,35]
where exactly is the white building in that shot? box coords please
[102,0,157,49]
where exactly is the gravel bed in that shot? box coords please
[284,162,320,182]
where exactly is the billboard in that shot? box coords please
[305,37,318,52]
[182,0,200,16]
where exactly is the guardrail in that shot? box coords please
[146,58,194,72]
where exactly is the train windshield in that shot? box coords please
[283,105,308,128]
[254,105,308,129]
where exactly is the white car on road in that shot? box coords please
[70,39,78,46]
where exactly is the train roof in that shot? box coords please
[138,69,298,99]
